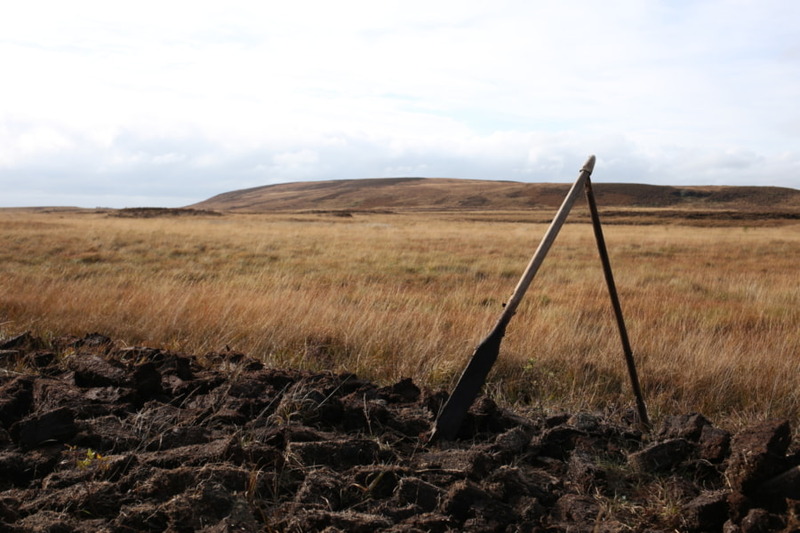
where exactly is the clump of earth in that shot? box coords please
[1,332,798,532]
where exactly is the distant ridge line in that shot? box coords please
[189,177,800,213]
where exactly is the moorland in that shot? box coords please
[2,178,800,531]
[2,178,799,429]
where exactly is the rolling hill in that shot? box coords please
[189,177,800,214]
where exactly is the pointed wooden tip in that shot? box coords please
[582,155,596,174]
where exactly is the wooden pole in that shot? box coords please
[430,155,596,442]
[583,177,650,429]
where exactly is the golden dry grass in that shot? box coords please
[1,208,798,429]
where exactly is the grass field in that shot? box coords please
[1,208,798,430]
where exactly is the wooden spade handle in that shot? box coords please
[430,155,595,442]
[501,154,595,320]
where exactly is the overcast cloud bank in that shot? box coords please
[2,1,799,207]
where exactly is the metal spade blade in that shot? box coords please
[430,155,596,442]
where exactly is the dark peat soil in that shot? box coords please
[1,332,798,532]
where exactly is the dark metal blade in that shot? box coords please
[429,155,596,443]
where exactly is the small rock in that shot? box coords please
[76,332,113,349]
[0,331,41,351]
[759,465,800,500]
[739,507,786,532]
[399,512,456,533]
[682,490,729,532]
[490,426,530,459]
[145,425,211,451]
[0,496,20,523]
[23,351,56,369]
[287,438,387,469]
[116,346,163,362]
[140,438,232,468]
[158,353,194,381]
[545,413,570,427]
[414,447,496,481]
[699,424,732,463]
[132,362,164,398]
[458,396,499,437]
[285,509,392,533]
[785,499,800,531]
[0,451,34,488]
[658,413,711,441]
[482,465,554,503]
[12,510,79,532]
[535,425,588,460]
[385,406,431,437]
[518,496,546,523]
[722,519,740,532]
[295,467,347,509]
[0,376,34,428]
[727,419,791,494]
[114,503,169,532]
[727,491,754,523]
[552,493,599,523]
[377,378,421,403]
[83,386,138,407]
[568,412,603,432]
[352,466,403,499]
[202,497,261,532]
[68,354,131,388]
[11,407,76,449]
[440,480,490,522]
[0,349,20,361]
[395,477,443,512]
[422,389,448,418]
[568,452,606,492]
[628,438,695,473]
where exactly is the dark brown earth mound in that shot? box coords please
[112,208,222,218]
[1,332,798,532]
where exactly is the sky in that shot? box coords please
[1,0,799,208]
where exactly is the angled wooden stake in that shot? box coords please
[584,178,650,429]
[430,155,596,442]
[430,156,651,442]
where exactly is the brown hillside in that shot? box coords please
[190,178,800,214]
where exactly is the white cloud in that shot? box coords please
[1,1,799,207]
